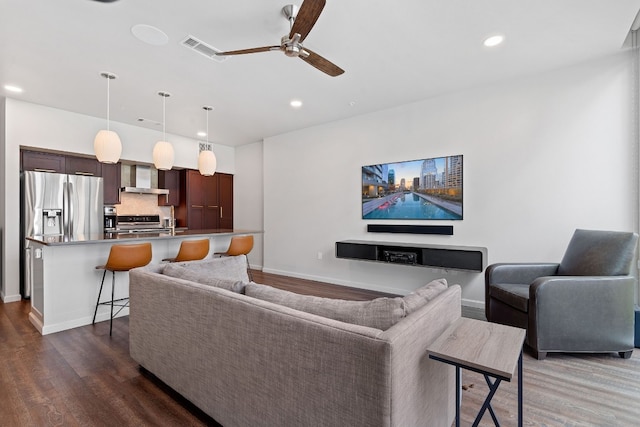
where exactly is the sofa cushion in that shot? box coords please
[490,283,529,312]
[402,278,448,314]
[162,256,249,293]
[244,283,406,330]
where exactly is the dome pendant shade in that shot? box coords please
[198,105,216,176]
[94,72,122,164]
[198,150,217,176]
[153,141,174,170]
[154,91,174,170]
[94,130,122,164]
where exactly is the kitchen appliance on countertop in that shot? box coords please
[21,170,104,298]
[104,206,117,231]
[115,214,172,233]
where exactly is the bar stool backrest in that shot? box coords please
[224,235,254,256]
[174,239,210,262]
[104,243,153,271]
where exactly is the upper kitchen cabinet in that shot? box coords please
[22,150,66,173]
[158,169,181,206]
[102,162,121,205]
[65,156,102,177]
[21,149,119,205]
[175,170,233,230]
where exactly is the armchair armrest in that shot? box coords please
[528,275,636,353]
[485,264,560,321]
[486,263,560,286]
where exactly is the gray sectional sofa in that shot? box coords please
[129,256,460,427]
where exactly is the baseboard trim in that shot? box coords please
[461,298,485,309]
[2,293,22,303]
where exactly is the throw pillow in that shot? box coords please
[163,263,246,294]
[402,278,448,314]
[244,283,405,330]
[167,255,250,282]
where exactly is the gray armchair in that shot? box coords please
[485,229,638,360]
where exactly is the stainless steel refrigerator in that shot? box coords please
[21,171,103,298]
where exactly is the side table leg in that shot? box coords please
[456,366,461,427]
[518,349,523,427]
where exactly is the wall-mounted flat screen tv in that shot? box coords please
[362,155,463,220]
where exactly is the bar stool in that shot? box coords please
[162,239,210,262]
[93,242,152,336]
[215,235,254,281]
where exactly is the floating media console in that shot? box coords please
[335,240,487,272]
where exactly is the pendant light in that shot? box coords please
[198,106,217,176]
[153,91,174,170]
[94,72,122,164]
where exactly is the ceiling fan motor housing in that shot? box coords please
[281,34,302,57]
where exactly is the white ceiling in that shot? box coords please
[1,0,640,147]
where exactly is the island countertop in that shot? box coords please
[27,229,262,246]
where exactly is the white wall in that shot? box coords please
[234,141,264,270]
[0,98,6,301]
[1,99,235,301]
[259,52,638,307]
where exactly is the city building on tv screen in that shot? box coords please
[362,155,463,220]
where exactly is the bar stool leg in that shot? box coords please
[110,271,115,336]
[246,257,253,282]
[93,270,107,325]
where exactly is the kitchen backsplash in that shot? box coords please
[116,193,171,218]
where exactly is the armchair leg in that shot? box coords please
[533,350,547,360]
[619,351,632,359]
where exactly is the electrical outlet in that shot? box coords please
[317,251,323,260]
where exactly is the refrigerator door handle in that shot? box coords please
[24,247,32,299]
[67,181,74,235]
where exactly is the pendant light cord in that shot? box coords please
[162,94,166,141]
[106,75,110,132]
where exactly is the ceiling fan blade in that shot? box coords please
[290,0,326,42]
[218,46,280,56]
[300,48,344,77]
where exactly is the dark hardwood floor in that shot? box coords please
[1,270,639,426]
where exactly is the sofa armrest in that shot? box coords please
[380,285,461,427]
[528,276,636,352]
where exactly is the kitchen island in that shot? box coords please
[26,229,261,335]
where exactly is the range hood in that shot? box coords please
[120,165,169,195]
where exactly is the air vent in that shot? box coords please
[181,35,227,63]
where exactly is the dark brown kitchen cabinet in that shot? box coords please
[176,169,233,230]
[21,149,120,205]
[102,162,121,205]
[158,169,181,206]
[21,150,66,173]
[218,173,233,229]
[65,156,102,176]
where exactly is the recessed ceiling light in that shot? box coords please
[483,34,505,47]
[290,99,303,108]
[4,85,23,93]
[131,24,169,46]
[197,131,207,137]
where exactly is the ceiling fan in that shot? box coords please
[217,0,344,77]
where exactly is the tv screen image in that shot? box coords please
[362,155,463,220]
